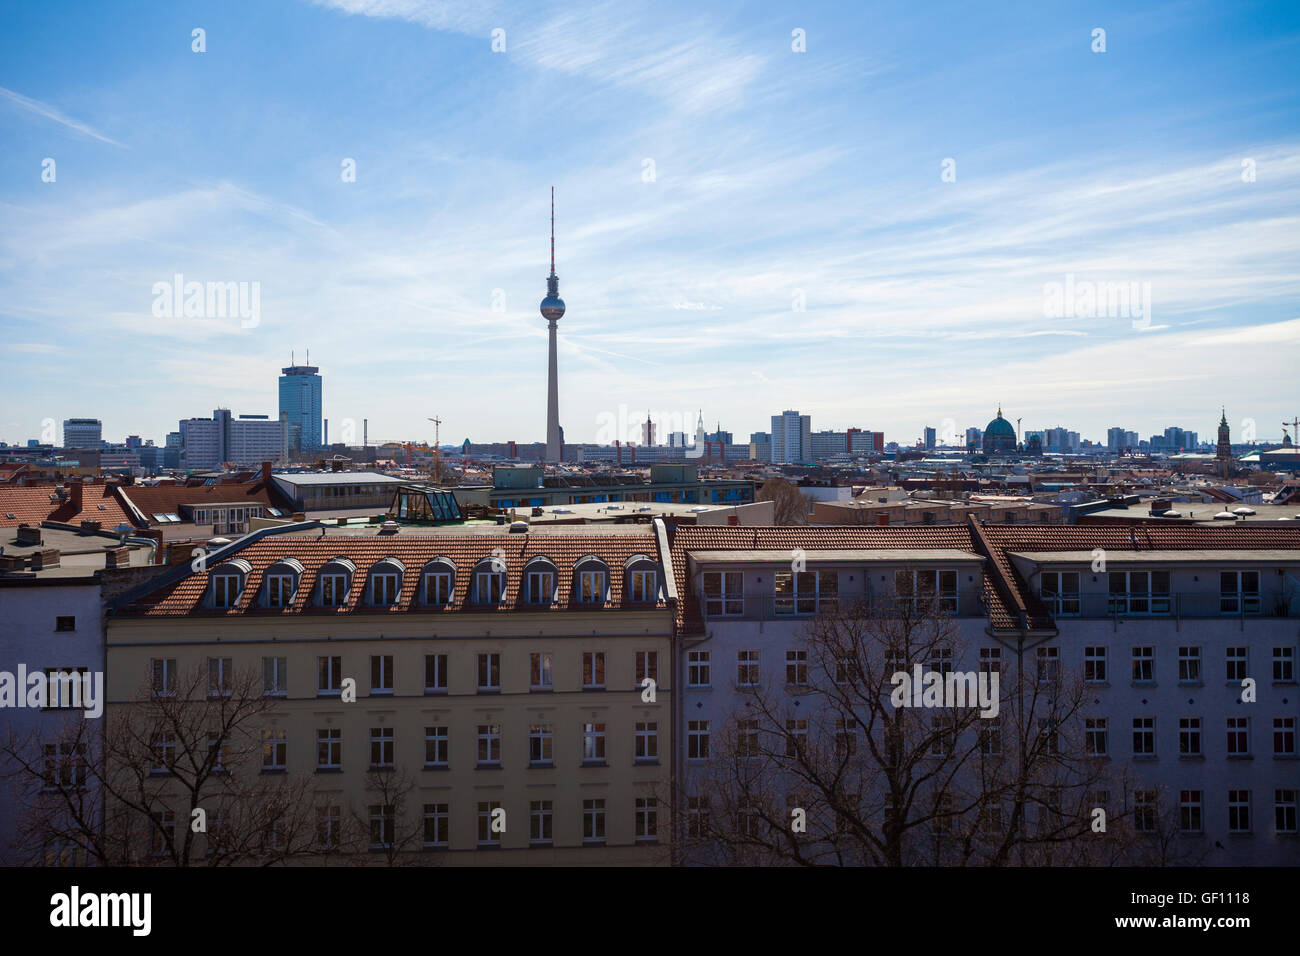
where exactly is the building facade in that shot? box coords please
[279,365,323,456]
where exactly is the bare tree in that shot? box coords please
[677,595,1196,866]
[758,479,809,526]
[347,767,429,866]
[2,663,320,866]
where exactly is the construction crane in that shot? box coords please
[1284,417,1299,444]
[428,416,443,485]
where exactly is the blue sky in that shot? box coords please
[1,0,1297,450]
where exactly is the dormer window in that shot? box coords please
[318,558,356,608]
[368,558,405,606]
[473,559,506,605]
[422,558,455,606]
[625,555,660,604]
[263,559,303,608]
[575,557,609,605]
[209,559,251,609]
[524,557,558,606]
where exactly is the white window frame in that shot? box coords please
[687,650,710,687]
[703,571,743,616]
[424,571,452,605]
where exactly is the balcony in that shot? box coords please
[1042,589,1299,625]
[699,591,986,622]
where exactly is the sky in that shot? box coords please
[1,0,1298,450]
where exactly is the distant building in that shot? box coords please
[62,418,102,450]
[279,362,323,455]
[982,407,1017,456]
[771,410,811,464]
[641,412,657,447]
[965,427,983,451]
[179,409,287,470]
[810,430,847,461]
[923,426,936,450]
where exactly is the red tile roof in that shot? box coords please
[117,481,289,526]
[0,483,133,529]
[116,533,664,617]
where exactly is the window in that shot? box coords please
[582,723,607,764]
[369,805,394,849]
[1227,716,1249,756]
[474,569,505,605]
[1084,646,1107,683]
[1179,791,1203,833]
[530,801,553,845]
[1220,571,1260,614]
[317,656,342,695]
[582,651,606,689]
[529,652,554,691]
[1273,717,1296,756]
[929,646,953,675]
[477,724,501,766]
[42,742,87,790]
[578,569,606,604]
[787,719,808,757]
[477,653,500,692]
[635,651,658,686]
[151,733,177,774]
[370,655,394,695]
[979,717,1002,756]
[737,719,761,758]
[1036,646,1059,682]
[55,616,75,632]
[775,570,836,614]
[703,571,743,616]
[635,722,658,762]
[687,720,710,760]
[1108,571,1170,615]
[151,810,175,857]
[1133,790,1157,832]
[1131,646,1155,683]
[1178,646,1202,683]
[786,650,808,686]
[527,569,554,605]
[529,724,553,765]
[737,650,759,686]
[1040,571,1080,615]
[212,573,241,608]
[1085,718,1108,756]
[1275,790,1298,834]
[316,806,342,850]
[686,796,710,839]
[370,727,394,769]
[205,732,226,773]
[317,728,341,769]
[687,651,710,688]
[979,647,1002,675]
[1179,717,1202,756]
[1228,790,1251,833]
[1226,646,1248,681]
[630,569,657,603]
[635,797,658,842]
[477,801,502,846]
[262,729,286,771]
[424,654,447,694]
[321,572,349,607]
[424,571,452,605]
[207,657,233,698]
[1274,647,1296,683]
[262,657,287,696]
[423,804,449,848]
[895,569,958,613]
[266,573,295,608]
[151,658,177,697]
[424,726,448,768]
[837,717,859,757]
[370,570,400,606]
[1132,717,1155,757]
[583,799,606,843]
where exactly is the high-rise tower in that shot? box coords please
[541,188,565,462]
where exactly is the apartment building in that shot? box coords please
[666,522,1300,865]
[106,524,674,865]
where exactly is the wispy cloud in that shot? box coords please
[0,87,125,148]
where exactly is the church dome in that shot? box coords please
[982,407,1017,456]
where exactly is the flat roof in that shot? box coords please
[272,472,406,486]
[687,548,984,564]
[1009,549,1300,564]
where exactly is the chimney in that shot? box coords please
[0,555,26,571]
[15,525,41,546]
[261,460,272,484]
[30,548,60,570]
[104,547,130,569]
[69,480,84,512]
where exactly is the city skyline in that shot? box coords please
[2,1,1299,447]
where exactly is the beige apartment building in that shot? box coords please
[106,523,674,865]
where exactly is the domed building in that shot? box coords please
[983,406,1018,456]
